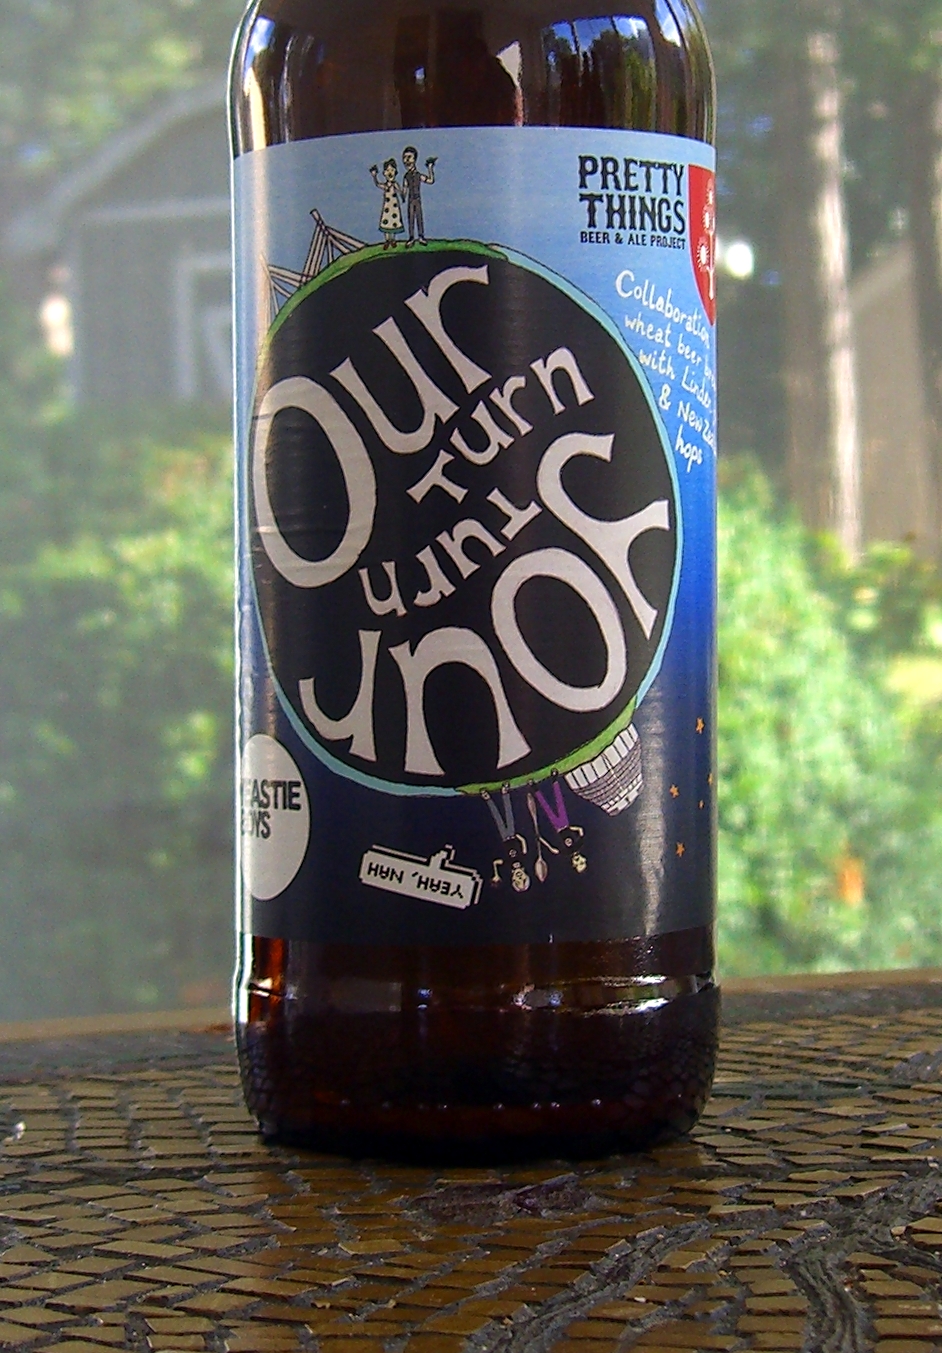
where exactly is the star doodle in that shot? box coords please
[670,785,680,799]
[676,842,686,858]
[696,718,705,734]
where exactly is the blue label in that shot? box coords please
[234,127,716,945]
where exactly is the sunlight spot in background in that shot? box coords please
[717,238,756,280]
[40,292,73,358]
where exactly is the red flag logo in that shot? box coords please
[689,166,716,325]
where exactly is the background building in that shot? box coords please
[852,241,939,556]
[6,83,231,406]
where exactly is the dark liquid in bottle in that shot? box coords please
[232,0,719,1162]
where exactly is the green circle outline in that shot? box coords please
[247,238,679,798]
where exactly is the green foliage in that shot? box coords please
[0,0,243,188]
[813,535,942,664]
[0,386,234,1018]
[718,461,942,976]
[9,407,942,1011]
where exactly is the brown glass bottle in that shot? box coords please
[231,0,718,1161]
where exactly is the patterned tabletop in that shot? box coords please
[4,985,942,1353]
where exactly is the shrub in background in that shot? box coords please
[0,400,233,1018]
[4,412,942,1013]
[718,459,942,975]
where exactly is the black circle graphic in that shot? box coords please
[249,242,677,794]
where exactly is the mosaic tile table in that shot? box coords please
[5,975,942,1353]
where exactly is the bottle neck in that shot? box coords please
[231,1,715,155]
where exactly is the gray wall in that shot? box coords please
[70,108,231,406]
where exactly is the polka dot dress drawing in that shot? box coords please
[370,159,404,247]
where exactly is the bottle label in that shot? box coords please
[234,127,716,946]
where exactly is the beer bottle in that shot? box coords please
[231,0,718,1158]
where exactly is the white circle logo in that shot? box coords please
[240,734,311,900]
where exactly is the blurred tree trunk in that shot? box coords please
[904,63,942,552]
[777,3,862,557]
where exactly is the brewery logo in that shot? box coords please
[249,235,680,802]
[689,166,717,324]
[577,153,688,246]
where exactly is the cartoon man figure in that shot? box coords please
[402,146,437,246]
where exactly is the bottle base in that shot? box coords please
[237,981,720,1164]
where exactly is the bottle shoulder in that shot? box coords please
[231,0,714,154]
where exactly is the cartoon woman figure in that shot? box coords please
[369,159,404,248]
